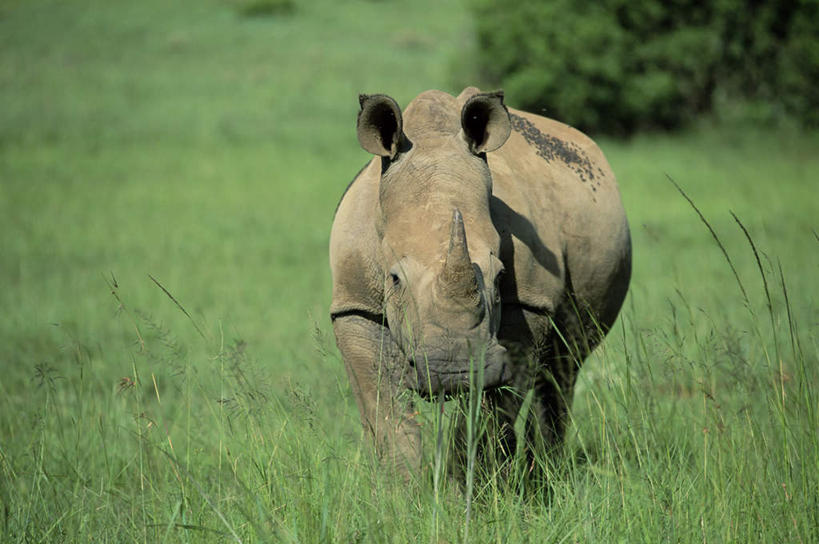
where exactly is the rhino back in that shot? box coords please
[489,109,630,324]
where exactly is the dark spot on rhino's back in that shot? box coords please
[510,113,598,186]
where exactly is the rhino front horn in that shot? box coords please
[440,209,479,301]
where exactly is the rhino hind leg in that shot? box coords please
[333,314,422,477]
[517,295,610,458]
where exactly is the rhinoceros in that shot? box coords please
[330,87,631,474]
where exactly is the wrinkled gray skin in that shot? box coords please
[330,88,631,476]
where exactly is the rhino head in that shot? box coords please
[356,90,513,396]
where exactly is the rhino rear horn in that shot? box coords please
[357,94,405,159]
[460,91,511,155]
[440,209,480,301]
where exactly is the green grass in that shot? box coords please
[1,0,817,541]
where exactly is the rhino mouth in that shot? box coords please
[405,342,511,397]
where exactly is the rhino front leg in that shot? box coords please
[333,313,422,476]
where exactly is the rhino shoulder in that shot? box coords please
[330,160,384,319]
[505,109,615,185]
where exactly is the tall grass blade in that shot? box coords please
[430,391,445,544]
[667,174,749,304]
[463,351,487,544]
[160,450,243,544]
[730,211,773,315]
[148,274,207,340]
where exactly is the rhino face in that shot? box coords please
[356,91,513,396]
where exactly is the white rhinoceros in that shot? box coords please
[330,87,631,474]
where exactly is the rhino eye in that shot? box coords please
[389,273,401,287]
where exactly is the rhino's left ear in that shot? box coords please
[460,91,511,155]
[357,94,405,159]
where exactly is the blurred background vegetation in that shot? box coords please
[471,0,819,134]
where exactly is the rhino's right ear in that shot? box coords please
[357,94,405,159]
[460,91,511,154]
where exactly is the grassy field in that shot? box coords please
[1,0,817,542]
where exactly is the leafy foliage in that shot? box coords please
[471,0,819,134]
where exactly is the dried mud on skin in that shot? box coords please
[510,113,604,192]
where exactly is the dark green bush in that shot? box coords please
[230,0,295,18]
[471,0,819,134]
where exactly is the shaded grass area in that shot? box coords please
[1,0,817,541]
